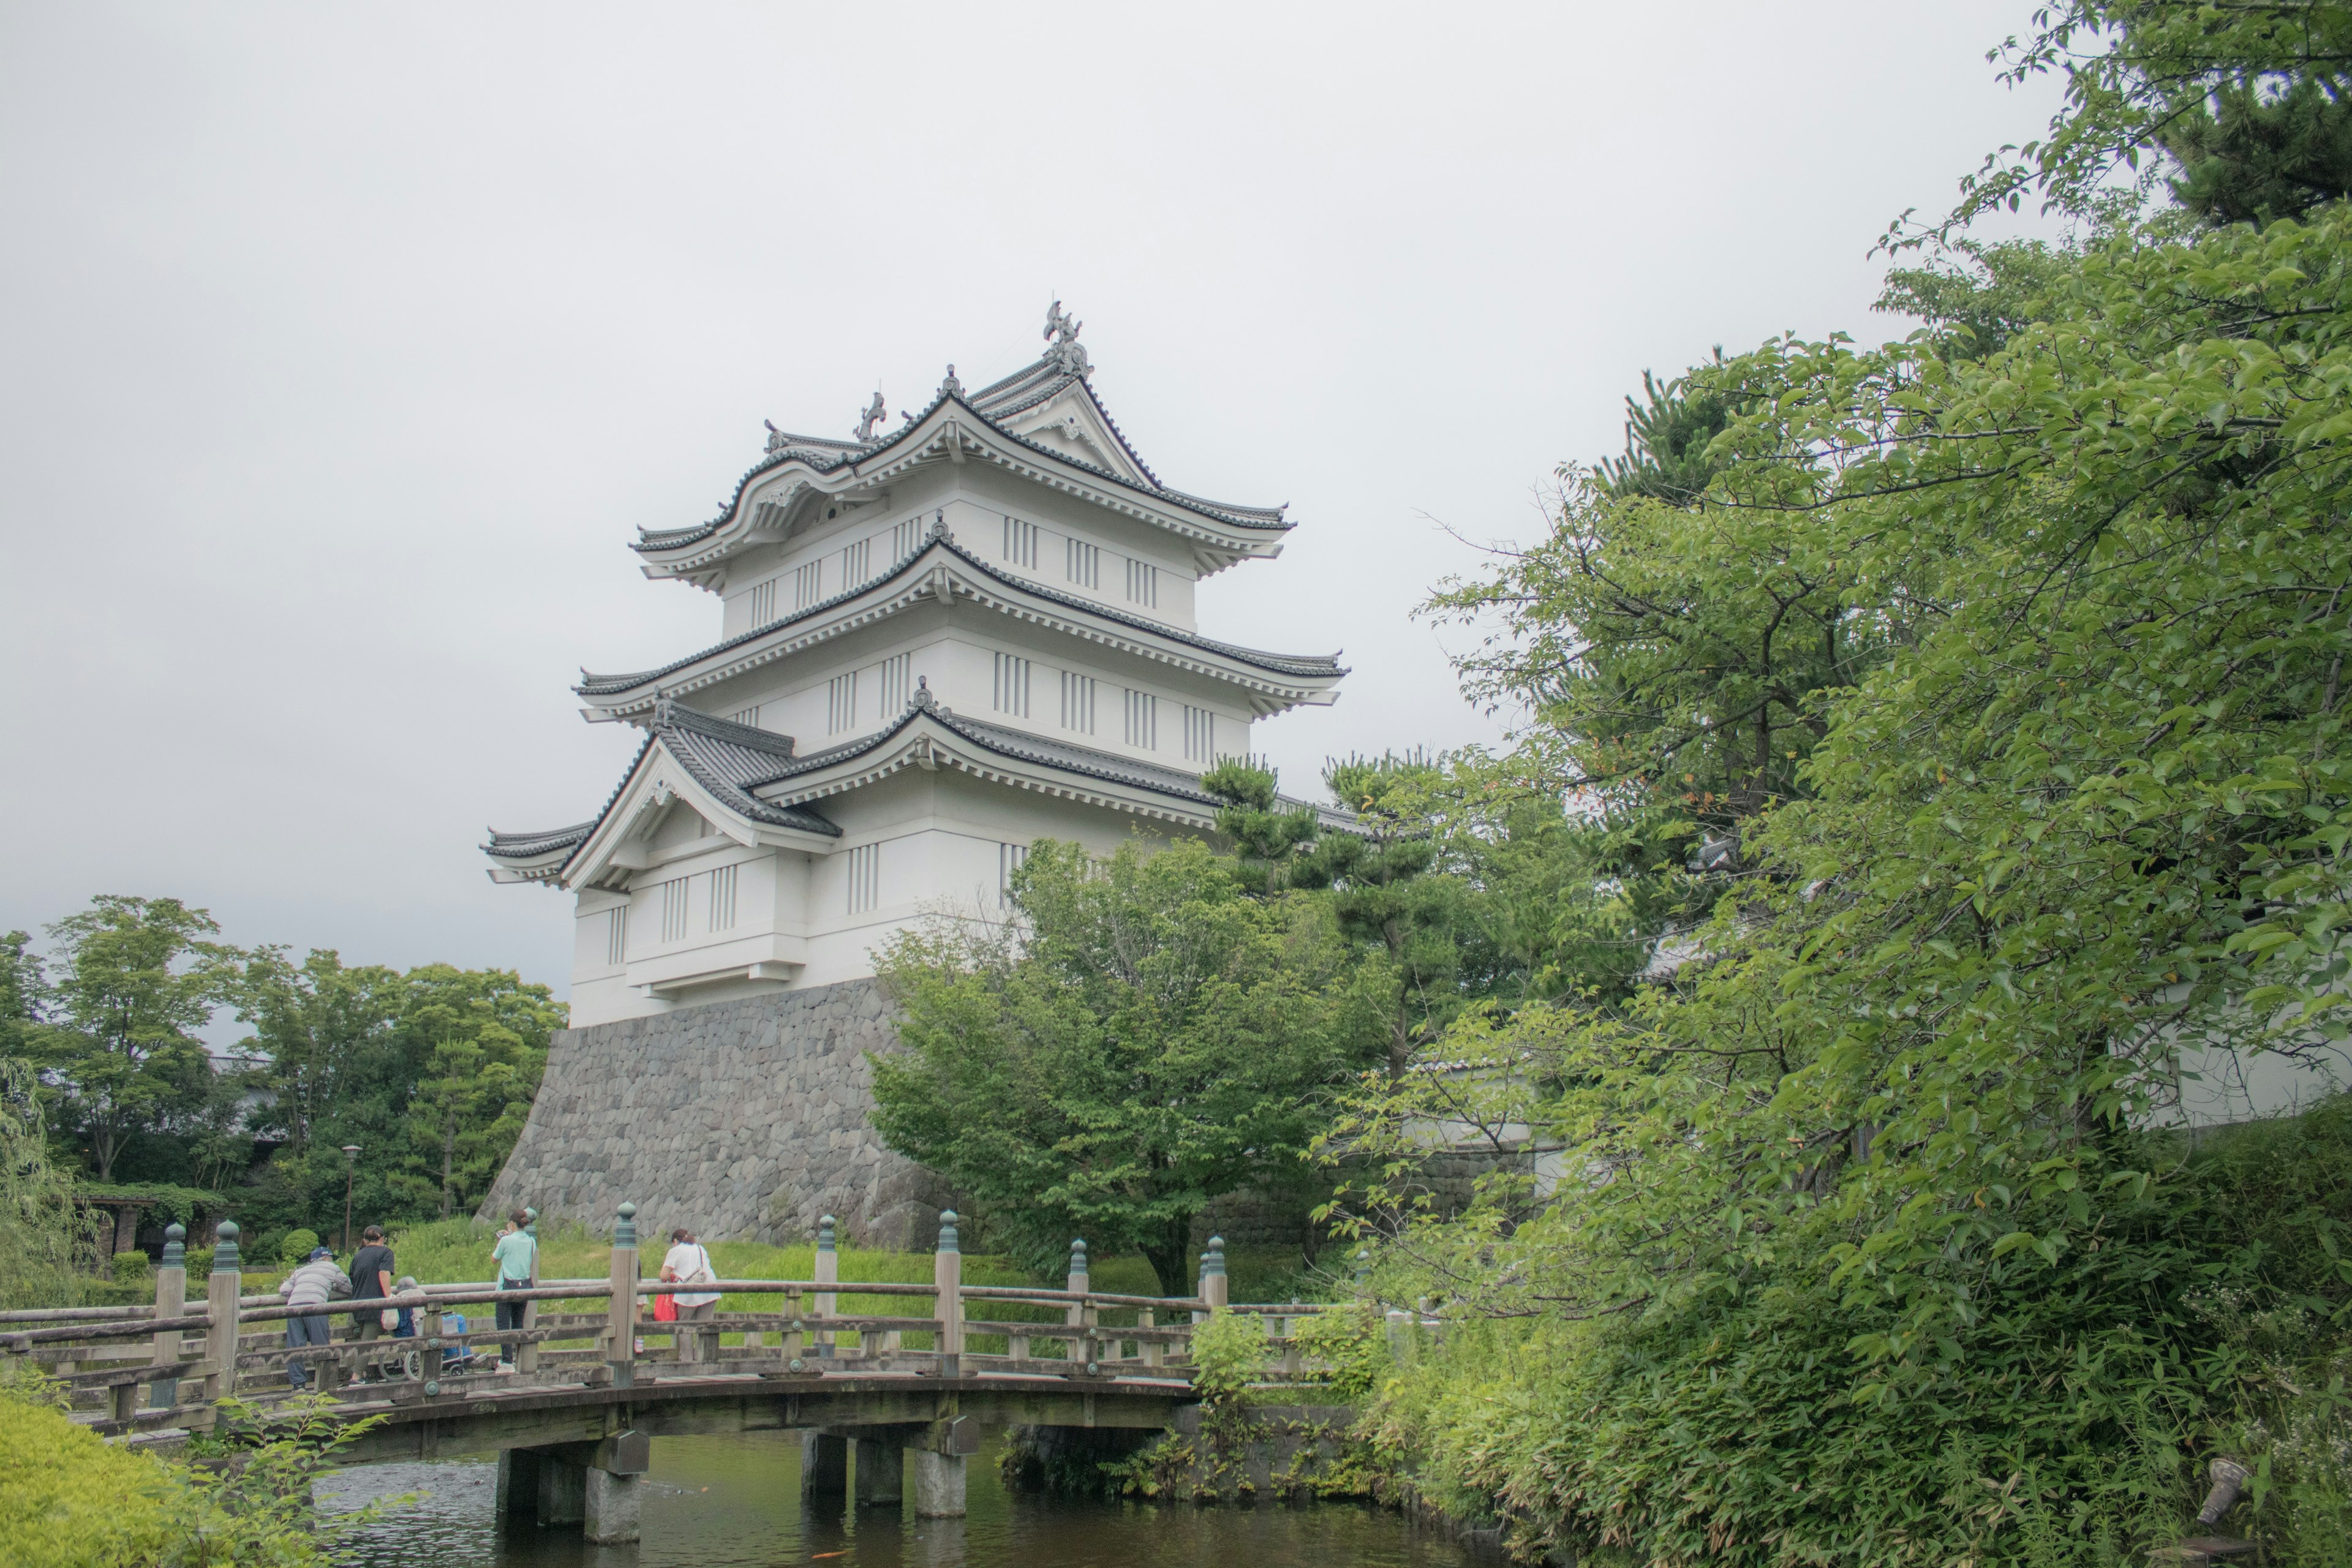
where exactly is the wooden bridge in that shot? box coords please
[2,1205,1327,1543]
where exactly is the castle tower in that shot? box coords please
[484,309,1348,1028]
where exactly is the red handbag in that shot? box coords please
[652,1287,677,1322]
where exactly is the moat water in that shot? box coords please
[318,1430,1475,1568]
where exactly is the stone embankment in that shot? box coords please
[480,979,946,1246]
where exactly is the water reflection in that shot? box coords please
[317,1430,1471,1568]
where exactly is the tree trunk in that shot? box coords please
[1142,1214,1195,1300]
[91,1124,119,1183]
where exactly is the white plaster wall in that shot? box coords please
[566,769,1205,1024]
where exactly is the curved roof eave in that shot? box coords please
[575,535,1348,707]
[630,388,1290,574]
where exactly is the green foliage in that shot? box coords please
[1922,1,2352,241]
[26,897,237,1185]
[1288,1298,1390,1404]
[275,1228,320,1265]
[227,951,561,1238]
[1595,353,1732,505]
[1368,1104,2352,1566]
[1189,1308,1273,1410]
[871,837,1384,1294]
[0,1376,398,1566]
[0,1060,94,1309]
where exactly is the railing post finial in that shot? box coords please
[937,1209,959,1254]
[818,1214,837,1253]
[159,1222,185,1271]
[614,1202,637,1248]
[1199,1235,1228,1311]
[524,1206,538,1237]
[1354,1248,1371,1287]
[1069,1237,1087,1275]
[211,1219,239,1270]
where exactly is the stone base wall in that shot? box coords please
[480,980,948,1249]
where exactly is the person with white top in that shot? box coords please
[661,1226,720,1362]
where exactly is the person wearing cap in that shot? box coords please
[277,1246,350,1390]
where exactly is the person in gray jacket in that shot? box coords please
[278,1246,350,1390]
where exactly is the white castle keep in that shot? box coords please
[485,308,1349,1027]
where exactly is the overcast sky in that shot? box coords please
[0,2,2065,1006]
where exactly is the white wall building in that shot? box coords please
[486,309,1348,1027]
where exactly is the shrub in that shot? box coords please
[276,1229,320,1265]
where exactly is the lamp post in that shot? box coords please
[341,1145,362,1254]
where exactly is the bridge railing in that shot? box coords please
[1,1208,1332,1438]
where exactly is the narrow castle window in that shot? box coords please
[709,864,737,932]
[1124,689,1158,750]
[1126,559,1158,608]
[993,653,1031,717]
[1003,515,1038,569]
[827,672,859,734]
[1060,671,1095,734]
[846,843,881,914]
[660,878,690,943]
[879,654,912,713]
[1183,704,1215,763]
[1066,538,1099,589]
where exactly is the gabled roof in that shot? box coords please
[487,688,1359,887]
[483,701,839,886]
[576,526,1346,716]
[631,352,1290,583]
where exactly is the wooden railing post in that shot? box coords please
[814,1215,837,1357]
[149,1223,186,1411]
[419,1300,443,1393]
[933,1210,962,1377]
[1281,1297,1303,1379]
[203,1221,241,1406]
[1065,1238,1086,1368]
[1200,1235,1228,1311]
[518,1206,541,1374]
[1138,1305,1159,1369]
[606,1202,639,1389]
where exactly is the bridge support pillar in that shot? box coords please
[802,1431,848,1498]
[584,1468,641,1544]
[910,1450,965,1518]
[496,1449,541,1520]
[854,1437,902,1506]
[537,1455,587,1526]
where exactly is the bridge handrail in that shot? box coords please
[11,1215,1344,1439]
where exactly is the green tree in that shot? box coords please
[389,965,559,1219]
[0,933,44,1058]
[871,837,1381,1293]
[0,1059,93,1308]
[228,948,402,1163]
[32,897,235,1183]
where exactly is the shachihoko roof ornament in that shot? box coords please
[1044,300,1090,377]
[854,390,887,443]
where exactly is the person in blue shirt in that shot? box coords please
[489,1208,537,1372]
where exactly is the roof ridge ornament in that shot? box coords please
[910,676,938,712]
[926,511,951,543]
[1044,300,1091,378]
[763,419,788,454]
[940,364,963,399]
[854,390,886,443]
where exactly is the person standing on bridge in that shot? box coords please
[347,1224,396,1382]
[278,1245,349,1390]
[661,1227,720,1362]
[489,1208,536,1373]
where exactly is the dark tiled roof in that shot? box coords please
[576,535,1345,699]
[480,704,839,878]
[484,822,597,860]
[745,696,1355,829]
[644,703,840,836]
[633,358,1288,558]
